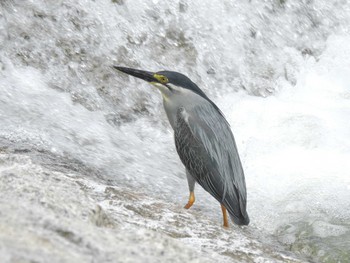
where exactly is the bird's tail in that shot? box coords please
[224,193,250,226]
[230,214,250,226]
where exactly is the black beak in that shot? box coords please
[113,66,157,83]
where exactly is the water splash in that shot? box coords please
[1,0,350,262]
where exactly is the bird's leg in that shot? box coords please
[184,191,195,209]
[221,204,229,228]
[184,170,196,209]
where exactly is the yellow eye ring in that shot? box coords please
[154,74,169,84]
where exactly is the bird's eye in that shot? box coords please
[154,74,169,84]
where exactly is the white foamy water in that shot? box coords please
[1,1,350,262]
[221,35,350,260]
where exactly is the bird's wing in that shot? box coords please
[174,104,248,222]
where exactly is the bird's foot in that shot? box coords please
[184,191,195,209]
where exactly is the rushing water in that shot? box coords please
[1,1,350,262]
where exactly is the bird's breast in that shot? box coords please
[162,91,209,130]
[162,98,178,130]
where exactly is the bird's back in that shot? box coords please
[174,101,249,225]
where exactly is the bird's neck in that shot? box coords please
[162,90,206,130]
[163,97,178,129]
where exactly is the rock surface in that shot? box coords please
[0,152,303,263]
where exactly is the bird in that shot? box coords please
[113,66,249,227]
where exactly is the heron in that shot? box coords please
[114,66,249,227]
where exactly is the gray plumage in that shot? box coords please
[175,103,249,225]
[113,66,249,226]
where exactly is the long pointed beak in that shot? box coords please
[113,66,157,83]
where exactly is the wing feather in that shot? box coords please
[174,104,249,225]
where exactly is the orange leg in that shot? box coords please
[221,204,229,228]
[184,191,195,209]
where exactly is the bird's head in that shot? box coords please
[113,66,208,101]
